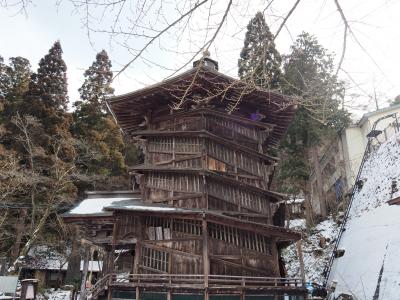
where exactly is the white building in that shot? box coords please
[309,104,400,217]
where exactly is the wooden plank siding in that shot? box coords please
[151,112,269,152]
[141,172,273,222]
[144,135,274,189]
[114,215,279,277]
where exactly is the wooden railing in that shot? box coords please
[88,273,305,298]
[87,273,111,299]
[109,273,304,290]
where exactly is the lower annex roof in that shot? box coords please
[62,191,300,242]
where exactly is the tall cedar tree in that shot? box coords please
[0,56,32,260]
[2,57,32,118]
[0,56,10,100]
[22,41,72,152]
[0,46,76,266]
[238,12,282,90]
[276,33,350,196]
[20,41,75,243]
[72,50,125,180]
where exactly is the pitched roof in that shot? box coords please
[62,191,142,218]
[107,65,297,147]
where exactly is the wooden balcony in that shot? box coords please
[90,273,306,296]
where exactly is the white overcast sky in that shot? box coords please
[0,0,399,119]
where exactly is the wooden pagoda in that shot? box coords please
[63,56,306,300]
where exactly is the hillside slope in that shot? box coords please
[283,217,340,284]
[328,132,400,299]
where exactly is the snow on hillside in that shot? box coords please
[282,216,340,284]
[328,132,400,299]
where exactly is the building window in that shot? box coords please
[142,247,169,272]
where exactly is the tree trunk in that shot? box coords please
[65,227,81,286]
[311,146,327,218]
[11,208,28,261]
[304,179,315,228]
[12,206,52,272]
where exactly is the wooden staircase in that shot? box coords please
[87,274,111,299]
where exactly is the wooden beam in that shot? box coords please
[296,240,306,283]
[203,218,209,300]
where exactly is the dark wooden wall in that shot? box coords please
[124,109,286,281]
[115,214,279,277]
[151,111,271,152]
[145,136,274,189]
[141,172,273,223]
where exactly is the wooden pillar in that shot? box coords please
[202,217,209,300]
[269,238,280,276]
[133,217,142,300]
[80,246,90,300]
[107,287,112,300]
[240,278,245,300]
[296,240,306,283]
[135,287,140,300]
[111,218,120,272]
[167,225,173,300]
[172,137,176,167]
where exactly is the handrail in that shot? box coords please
[86,272,305,299]
[109,273,304,287]
[87,273,112,299]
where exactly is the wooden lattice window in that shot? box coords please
[208,181,269,214]
[146,173,201,193]
[208,223,271,255]
[172,219,202,236]
[144,217,202,239]
[142,247,169,272]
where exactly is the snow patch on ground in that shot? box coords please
[283,217,340,284]
[329,132,400,299]
[38,289,71,300]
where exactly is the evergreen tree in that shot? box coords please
[72,50,126,185]
[276,33,350,214]
[0,56,32,151]
[4,57,32,115]
[0,56,10,100]
[238,12,282,90]
[0,46,76,269]
[76,50,114,117]
[23,41,72,144]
